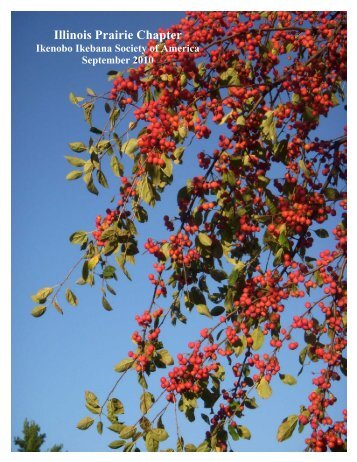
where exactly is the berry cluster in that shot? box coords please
[161,341,219,401]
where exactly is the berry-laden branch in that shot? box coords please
[31,11,347,452]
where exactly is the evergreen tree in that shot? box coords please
[14,419,63,452]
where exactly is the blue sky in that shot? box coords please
[12,11,346,452]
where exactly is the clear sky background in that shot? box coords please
[12,11,346,452]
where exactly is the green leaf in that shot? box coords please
[107,398,124,416]
[88,254,100,270]
[273,248,284,266]
[85,390,99,406]
[299,346,308,365]
[273,139,288,164]
[102,296,113,311]
[219,110,233,125]
[138,176,155,206]
[228,424,239,441]
[96,140,111,152]
[66,170,83,180]
[220,67,240,86]
[108,424,124,433]
[97,421,103,435]
[228,268,241,285]
[210,269,227,282]
[299,159,310,178]
[65,155,86,167]
[276,414,298,442]
[257,377,272,399]
[77,416,94,430]
[314,229,329,238]
[162,157,173,178]
[200,413,210,425]
[244,397,258,409]
[261,111,276,143]
[172,146,185,164]
[110,155,124,177]
[123,442,135,452]
[90,126,103,135]
[110,108,121,129]
[139,416,151,432]
[69,231,88,245]
[103,265,116,278]
[97,170,109,188]
[156,349,174,366]
[116,258,132,281]
[196,304,212,318]
[236,115,246,125]
[85,403,101,415]
[85,390,100,415]
[151,428,169,442]
[238,425,251,440]
[83,102,94,126]
[83,172,99,195]
[215,364,225,381]
[52,300,63,315]
[233,336,247,357]
[134,205,148,223]
[86,87,96,96]
[178,124,187,139]
[198,232,212,247]
[65,288,78,307]
[109,440,125,449]
[251,327,264,351]
[140,392,155,414]
[196,440,210,451]
[331,93,340,106]
[313,270,324,287]
[82,260,89,281]
[69,142,86,153]
[180,73,187,86]
[100,228,120,242]
[31,287,53,304]
[190,286,206,305]
[257,175,270,187]
[31,305,47,318]
[292,93,300,105]
[69,92,84,104]
[278,226,289,249]
[114,358,134,373]
[279,374,297,385]
[324,187,339,201]
[177,436,184,452]
[210,306,225,316]
[119,425,136,439]
[303,106,318,123]
[145,431,159,452]
[185,443,197,452]
[122,138,138,156]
